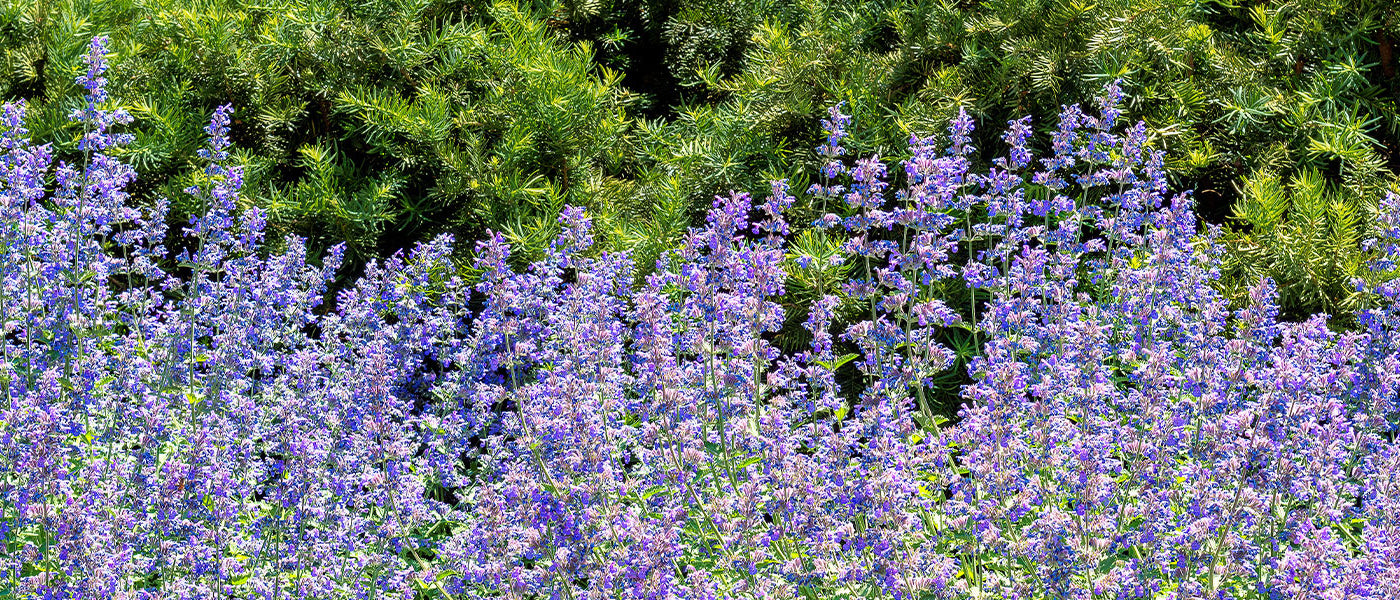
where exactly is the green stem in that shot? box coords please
[966,210,979,351]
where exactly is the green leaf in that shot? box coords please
[814,352,859,371]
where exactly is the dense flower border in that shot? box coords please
[1,38,1398,600]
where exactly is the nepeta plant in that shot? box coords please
[2,39,1398,600]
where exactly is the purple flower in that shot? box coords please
[3,44,1399,600]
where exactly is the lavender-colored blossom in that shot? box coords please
[2,43,1398,600]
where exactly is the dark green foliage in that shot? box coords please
[1,0,646,264]
[1218,168,1397,323]
[593,0,1400,326]
[681,0,1400,218]
[2,0,1397,315]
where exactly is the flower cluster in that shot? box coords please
[1,39,1398,600]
